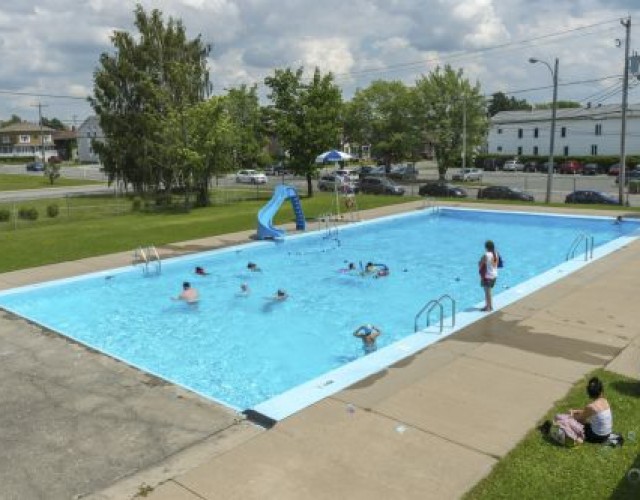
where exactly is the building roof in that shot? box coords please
[491,103,640,124]
[0,122,56,133]
[52,129,77,140]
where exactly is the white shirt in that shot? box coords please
[484,251,498,279]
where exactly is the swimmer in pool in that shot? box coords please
[353,324,381,353]
[173,282,199,304]
[247,262,262,272]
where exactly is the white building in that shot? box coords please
[487,103,640,157]
[77,116,103,163]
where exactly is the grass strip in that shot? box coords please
[465,369,640,500]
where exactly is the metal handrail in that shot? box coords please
[133,245,162,275]
[414,294,456,333]
[566,232,594,261]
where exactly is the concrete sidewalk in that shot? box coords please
[138,214,640,500]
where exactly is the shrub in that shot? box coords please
[46,204,59,218]
[131,197,143,211]
[629,180,640,194]
[18,207,39,221]
[0,209,10,222]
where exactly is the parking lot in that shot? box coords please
[1,162,637,206]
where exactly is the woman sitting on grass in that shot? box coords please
[569,377,612,444]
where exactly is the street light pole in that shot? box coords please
[529,57,558,204]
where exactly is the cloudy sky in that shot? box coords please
[0,0,638,127]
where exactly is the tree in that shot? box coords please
[224,85,269,170]
[488,91,531,116]
[90,4,211,199]
[264,67,342,196]
[344,80,421,165]
[0,115,22,128]
[534,101,581,109]
[414,65,488,179]
[177,97,235,206]
[41,117,66,130]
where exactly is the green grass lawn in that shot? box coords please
[0,192,419,273]
[465,370,640,500]
[0,173,102,190]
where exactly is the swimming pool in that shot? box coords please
[0,208,636,420]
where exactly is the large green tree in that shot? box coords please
[224,85,269,170]
[90,4,211,198]
[488,91,531,116]
[344,80,421,165]
[264,66,342,196]
[414,66,487,179]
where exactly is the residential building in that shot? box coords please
[77,116,103,163]
[52,128,78,161]
[487,103,640,157]
[0,122,58,160]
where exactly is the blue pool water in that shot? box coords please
[0,208,635,412]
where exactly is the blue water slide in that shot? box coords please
[257,184,306,239]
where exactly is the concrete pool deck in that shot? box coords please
[0,201,638,499]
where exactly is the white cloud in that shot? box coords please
[0,0,638,122]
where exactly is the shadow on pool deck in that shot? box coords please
[1,201,639,499]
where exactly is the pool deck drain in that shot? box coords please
[1,201,639,499]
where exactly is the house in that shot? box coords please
[0,122,58,160]
[77,116,103,163]
[487,103,640,157]
[52,128,77,161]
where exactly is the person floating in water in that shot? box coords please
[478,240,499,312]
[363,262,389,278]
[238,282,250,296]
[353,324,381,353]
[614,215,623,225]
[247,262,261,272]
[173,282,199,304]
[273,289,288,301]
[195,266,209,276]
[339,262,357,274]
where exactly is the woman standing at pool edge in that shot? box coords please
[479,240,499,312]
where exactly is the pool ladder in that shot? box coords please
[317,213,340,241]
[420,196,440,214]
[133,245,162,275]
[566,232,594,261]
[414,294,456,333]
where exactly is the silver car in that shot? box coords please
[502,160,525,172]
[451,168,483,182]
[317,174,358,193]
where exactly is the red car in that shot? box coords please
[608,163,621,176]
[558,160,583,174]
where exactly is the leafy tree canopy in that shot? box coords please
[264,66,342,196]
[414,65,487,179]
[488,91,531,116]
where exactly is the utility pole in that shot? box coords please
[31,101,49,164]
[462,97,467,170]
[619,16,631,206]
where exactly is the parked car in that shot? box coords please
[615,168,640,184]
[481,158,503,171]
[418,181,467,198]
[565,190,618,205]
[502,159,525,172]
[388,164,418,181]
[264,164,288,176]
[523,161,541,172]
[334,168,359,182]
[235,169,267,184]
[47,156,62,164]
[541,161,557,173]
[477,185,534,202]
[317,174,358,193]
[583,163,604,175]
[359,176,405,195]
[608,163,621,176]
[26,161,44,172]
[557,160,584,175]
[451,168,483,182]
